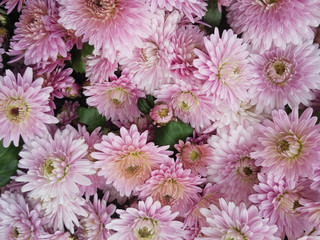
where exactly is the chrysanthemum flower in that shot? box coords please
[16,125,95,201]
[85,51,118,83]
[207,125,260,205]
[8,0,69,65]
[149,103,174,126]
[119,10,181,93]
[0,191,46,239]
[147,0,207,23]
[92,124,172,197]
[298,200,320,230]
[251,108,320,182]
[226,0,320,52]
[196,198,280,240]
[193,28,250,109]
[175,140,214,177]
[248,42,320,113]
[167,25,205,83]
[58,0,152,63]
[106,197,185,240]
[77,193,116,240]
[154,80,218,132]
[137,159,204,217]
[0,0,25,14]
[184,183,224,229]
[249,173,319,239]
[0,67,58,147]
[84,72,145,123]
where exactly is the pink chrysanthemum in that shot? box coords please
[8,0,69,65]
[0,67,58,147]
[119,10,181,94]
[193,28,250,109]
[175,140,214,177]
[58,0,152,63]
[207,125,260,206]
[38,66,75,113]
[0,0,25,14]
[167,25,205,83]
[249,174,319,239]
[248,42,320,113]
[196,198,280,240]
[251,108,320,182]
[154,80,218,132]
[0,191,46,239]
[184,183,224,229]
[226,0,320,52]
[137,159,204,217]
[92,124,172,197]
[16,125,95,201]
[56,100,80,125]
[77,193,116,240]
[147,0,207,23]
[85,51,118,83]
[149,103,174,126]
[106,197,185,240]
[298,200,320,230]
[84,72,145,123]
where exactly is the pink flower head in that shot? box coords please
[249,174,319,239]
[149,103,174,126]
[194,28,250,110]
[119,10,182,94]
[0,191,46,239]
[106,197,185,240]
[137,159,205,217]
[226,0,320,52]
[298,200,320,230]
[249,42,320,113]
[154,80,218,132]
[85,51,118,83]
[84,72,145,123]
[77,193,116,240]
[58,0,152,63]
[147,0,207,23]
[167,25,205,83]
[0,67,58,147]
[196,198,280,240]
[92,124,172,197]
[8,0,69,65]
[251,108,320,182]
[175,140,214,177]
[0,0,25,14]
[207,125,260,206]
[16,125,95,201]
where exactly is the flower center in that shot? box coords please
[236,156,260,182]
[276,191,301,214]
[86,0,119,19]
[277,135,303,159]
[13,227,19,238]
[257,0,279,10]
[137,226,154,240]
[107,87,128,107]
[140,41,160,66]
[42,157,70,181]
[223,228,247,240]
[175,91,198,112]
[44,159,55,176]
[217,59,242,85]
[189,150,200,161]
[5,99,29,123]
[265,58,293,86]
[158,108,169,118]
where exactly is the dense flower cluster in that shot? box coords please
[0,1,320,239]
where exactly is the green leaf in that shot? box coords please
[81,42,94,57]
[0,141,19,187]
[71,46,85,73]
[145,94,155,108]
[154,119,193,151]
[77,107,107,132]
[204,0,222,28]
[137,98,152,115]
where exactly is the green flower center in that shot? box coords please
[189,150,200,161]
[137,226,154,240]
